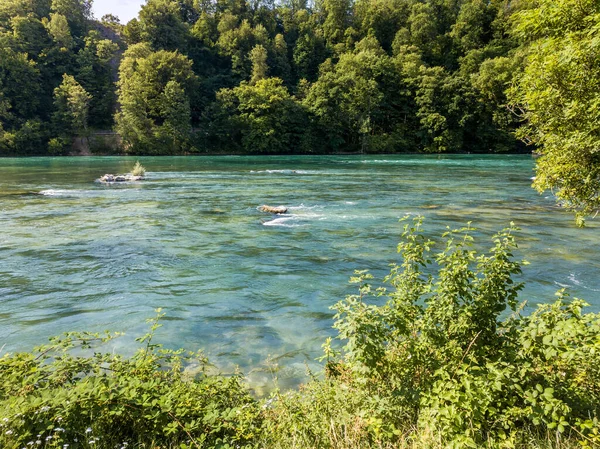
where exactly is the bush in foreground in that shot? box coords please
[262,218,600,448]
[1,219,599,449]
[0,312,261,449]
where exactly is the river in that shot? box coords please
[0,155,598,391]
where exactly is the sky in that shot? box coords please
[92,0,145,23]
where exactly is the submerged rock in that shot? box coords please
[98,173,144,183]
[259,205,288,214]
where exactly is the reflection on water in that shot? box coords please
[0,155,598,392]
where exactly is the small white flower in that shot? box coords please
[63,445,69,448]
[35,441,41,445]
[89,440,96,445]
[5,430,13,435]
[54,427,65,432]
[86,428,92,433]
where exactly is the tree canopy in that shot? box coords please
[509,0,600,225]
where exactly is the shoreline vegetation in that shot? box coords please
[1,219,599,449]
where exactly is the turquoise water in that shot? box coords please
[1,155,599,391]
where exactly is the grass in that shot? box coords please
[131,161,146,177]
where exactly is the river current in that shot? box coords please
[1,155,598,391]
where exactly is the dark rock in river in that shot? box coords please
[98,174,144,183]
[259,205,288,214]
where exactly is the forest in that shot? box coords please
[1,0,533,156]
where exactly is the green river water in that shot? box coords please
[1,155,598,391]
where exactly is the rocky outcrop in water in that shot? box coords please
[259,205,288,214]
[98,174,144,183]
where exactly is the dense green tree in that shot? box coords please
[122,18,144,45]
[216,17,268,79]
[249,44,268,84]
[75,31,119,128]
[46,12,73,48]
[320,0,352,49]
[138,0,189,51]
[509,0,600,224]
[158,80,193,149]
[214,77,309,153]
[0,0,536,156]
[50,0,90,36]
[304,36,408,152]
[115,44,198,153]
[51,73,91,153]
[353,0,410,52]
[10,14,52,57]
[0,47,42,129]
[269,34,291,84]
[292,17,328,82]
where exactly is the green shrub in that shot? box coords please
[48,137,71,156]
[322,217,600,447]
[0,310,261,449]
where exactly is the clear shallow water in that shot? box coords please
[1,155,599,391]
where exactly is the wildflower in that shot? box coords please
[54,427,65,432]
[86,428,92,433]
[63,445,69,448]
[35,440,41,445]
[45,436,52,441]
[6,430,13,435]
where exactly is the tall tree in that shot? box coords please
[509,0,600,224]
[214,77,309,153]
[138,0,189,51]
[53,73,91,137]
[249,44,268,84]
[115,44,198,153]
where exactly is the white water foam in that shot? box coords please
[250,169,319,175]
[568,273,600,291]
[39,189,74,197]
[262,216,302,227]
[288,203,323,211]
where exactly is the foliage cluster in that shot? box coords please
[0,310,261,449]
[0,0,530,155]
[1,220,599,449]
[508,0,600,225]
[0,0,119,155]
[115,0,527,154]
[280,217,600,447]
